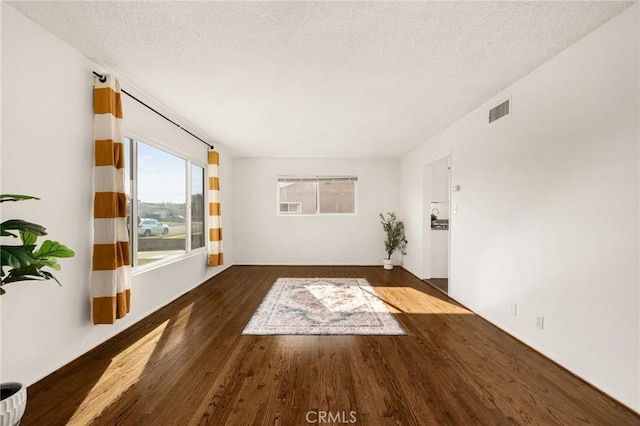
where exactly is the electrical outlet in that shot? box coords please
[510,304,517,317]
[536,315,544,330]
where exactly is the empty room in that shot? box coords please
[1,1,639,425]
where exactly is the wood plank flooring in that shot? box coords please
[424,278,448,294]
[22,266,640,425]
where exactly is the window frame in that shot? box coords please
[124,131,208,272]
[276,175,358,216]
[189,163,206,251]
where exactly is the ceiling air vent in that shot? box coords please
[489,99,510,123]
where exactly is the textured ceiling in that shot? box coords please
[7,1,635,158]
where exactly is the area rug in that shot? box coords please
[242,277,406,335]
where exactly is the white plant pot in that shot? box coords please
[0,383,27,426]
[383,258,394,270]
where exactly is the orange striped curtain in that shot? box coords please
[91,74,132,324]
[208,150,224,266]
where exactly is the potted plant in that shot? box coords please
[379,212,408,270]
[0,194,75,425]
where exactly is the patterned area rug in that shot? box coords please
[242,277,406,335]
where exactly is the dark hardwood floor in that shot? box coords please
[22,266,639,425]
[424,278,448,294]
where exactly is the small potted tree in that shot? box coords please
[0,194,75,425]
[379,212,408,270]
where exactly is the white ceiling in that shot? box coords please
[7,1,635,158]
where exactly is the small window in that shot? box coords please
[277,176,357,215]
[278,178,318,215]
[318,177,356,214]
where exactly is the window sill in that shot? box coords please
[132,248,206,276]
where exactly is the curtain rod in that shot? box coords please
[93,71,214,150]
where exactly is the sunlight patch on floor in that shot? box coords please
[67,321,168,424]
[373,286,472,315]
[305,282,390,313]
[68,303,194,423]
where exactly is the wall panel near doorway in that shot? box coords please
[400,5,639,412]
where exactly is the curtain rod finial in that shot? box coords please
[92,71,107,83]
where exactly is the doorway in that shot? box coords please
[422,155,451,294]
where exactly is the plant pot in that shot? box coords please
[0,382,27,426]
[383,258,394,270]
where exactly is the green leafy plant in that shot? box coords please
[1,194,75,295]
[379,212,408,260]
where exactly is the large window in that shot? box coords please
[277,176,357,215]
[124,136,206,268]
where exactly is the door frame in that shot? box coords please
[422,153,452,288]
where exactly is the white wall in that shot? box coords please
[0,3,233,385]
[401,5,639,411]
[233,158,400,265]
